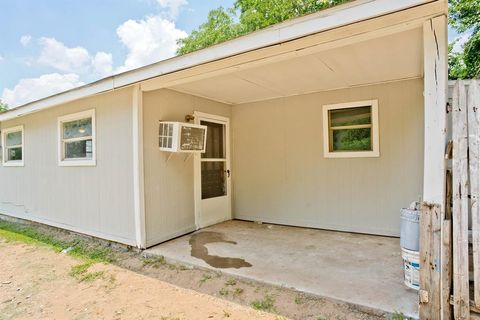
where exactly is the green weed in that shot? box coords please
[233,288,244,297]
[199,273,213,286]
[225,278,237,286]
[251,295,275,311]
[219,288,230,296]
[142,255,166,268]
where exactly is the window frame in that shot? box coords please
[322,100,379,158]
[1,125,25,167]
[57,109,96,167]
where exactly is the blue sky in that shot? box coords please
[0,0,234,107]
[0,1,468,107]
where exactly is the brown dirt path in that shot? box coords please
[0,239,277,320]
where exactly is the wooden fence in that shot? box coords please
[421,80,480,319]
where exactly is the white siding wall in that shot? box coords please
[0,88,136,245]
[143,89,231,246]
[231,79,424,236]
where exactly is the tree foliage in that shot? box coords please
[0,100,8,113]
[177,0,349,55]
[448,0,480,79]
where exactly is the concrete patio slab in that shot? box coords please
[144,220,418,318]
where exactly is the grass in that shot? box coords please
[69,261,105,282]
[387,312,413,320]
[0,220,114,263]
[0,219,115,284]
[251,294,275,312]
[142,255,166,268]
[225,278,237,286]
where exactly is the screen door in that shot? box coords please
[194,113,231,228]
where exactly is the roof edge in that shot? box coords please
[0,0,441,122]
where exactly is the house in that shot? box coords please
[0,0,448,250]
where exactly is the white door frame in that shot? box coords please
[193,111,232,229]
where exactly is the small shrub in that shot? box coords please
[225,278,237,286]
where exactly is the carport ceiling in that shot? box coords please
[169,27,423,105]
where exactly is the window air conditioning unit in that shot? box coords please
[159,121,207,153]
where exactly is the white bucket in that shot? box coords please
[401,248,420,290]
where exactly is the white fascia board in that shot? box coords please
[0,78,114,121]
[0,0,436,122]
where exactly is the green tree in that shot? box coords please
[448,0,480,79]
[177,0,349,55]
[0,100,8,113]
[177,7,240,55]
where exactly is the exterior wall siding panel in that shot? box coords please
[0,88,136,245]
[142,89,232,247]
[231,79,424,236]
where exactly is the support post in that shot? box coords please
[133,84,146,249]
[422,14,449,320]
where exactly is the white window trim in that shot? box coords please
[1,125,25,167]
[322,99,379,159]
[58,109,96,167]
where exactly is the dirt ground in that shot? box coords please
[0,239,276,320]
[0,222,386,320]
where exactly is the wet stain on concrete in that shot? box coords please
[189,231,252,269]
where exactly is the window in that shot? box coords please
[323,100,379,158]
[1,125,24,166]
[58,109,96,166]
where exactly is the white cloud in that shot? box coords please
[116,15,187,73]
[20,35,32,46]
[38,37,91,73]
[1,73,84,107]
[0,55,3,62]
[156,0,188,19]
[452,31,473,54]
[92,52,113,76]
[37,37,113,77]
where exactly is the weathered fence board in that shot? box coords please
[452,80,471,319]
[469,80,480,309]
[420,203,442,319]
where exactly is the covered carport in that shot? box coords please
[138,0,448,318]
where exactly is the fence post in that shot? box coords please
[452,80,471,319]
[469,80,480,309]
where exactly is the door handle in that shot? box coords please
[226,169,231,178]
